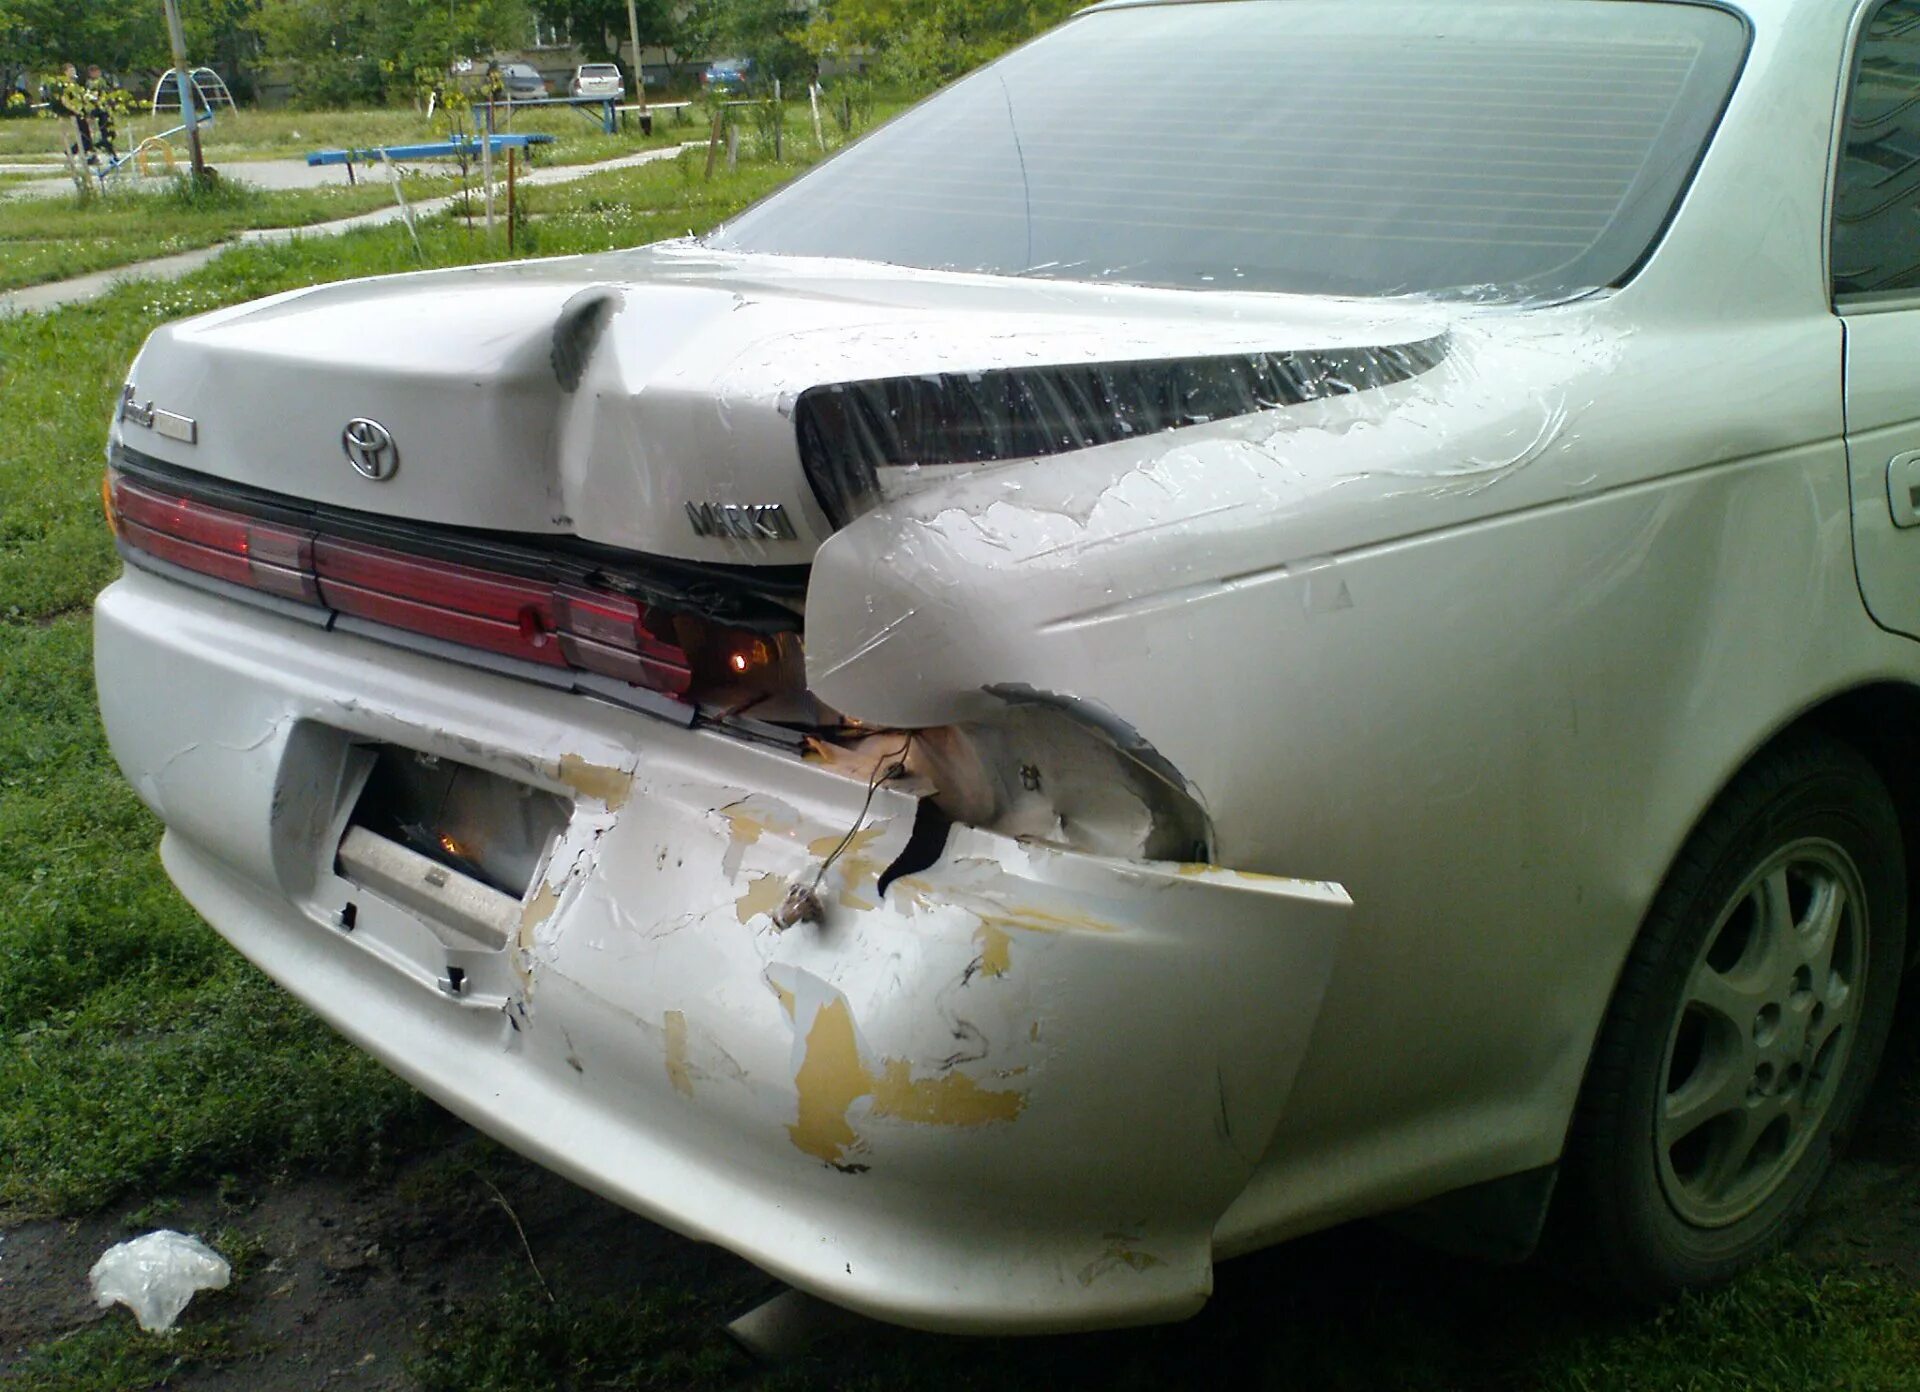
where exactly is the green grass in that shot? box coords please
[5,1319,240,1391]
[409,1275,752,1392]
[0,106,801,292]
[0,172,477,292]
[400,1251,1920,1392]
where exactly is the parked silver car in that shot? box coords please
[493,61,548,100]
[97,0,1919,1335]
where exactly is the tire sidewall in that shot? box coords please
[1601,748,1906,1286]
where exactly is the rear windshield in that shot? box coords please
[583,65,618,74]
[709,1,1746,300]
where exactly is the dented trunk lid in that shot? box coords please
[115,243,1455,567]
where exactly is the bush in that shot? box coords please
[287,55,385,110]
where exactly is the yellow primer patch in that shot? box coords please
[1174,861,1294,886]
[837,859,881,911]
[789,997,869,1164]
[803,827,888,910]
[721,807,771,847]
[558,754,633,810]
[977,905,1118,937]
[807,825,886,862]
[735,873,788,925]
[870,1061,1026,1126]
[973,923,1013,978]
[519,881,562,952]
[664,1011,694,1098]
[787,994,1027,1165]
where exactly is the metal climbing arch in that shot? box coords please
[149,67,235,117]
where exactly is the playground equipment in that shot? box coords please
[65,109,214,190]
[149,67,234,117]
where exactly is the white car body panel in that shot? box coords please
[92,0,1920,1331]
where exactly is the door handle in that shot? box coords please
[1888,450,1920,528]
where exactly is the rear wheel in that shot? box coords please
[1559,733,1906,1295]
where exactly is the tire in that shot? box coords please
[1556,731,1907,1297]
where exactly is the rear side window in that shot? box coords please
[710,1,1746,301]
[1834,0,1920,300]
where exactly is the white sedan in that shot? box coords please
[96,0,1919,1334]
[569,63,623,99]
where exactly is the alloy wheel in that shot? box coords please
[1655,839,1868,1229]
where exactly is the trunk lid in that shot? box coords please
[116,242,1456,566]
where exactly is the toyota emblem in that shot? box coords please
[342,419,398,481]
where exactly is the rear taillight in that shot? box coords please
[316,537,566,669]
[111,473,319,602]
[554,588,693,695]
[106,469,789,706]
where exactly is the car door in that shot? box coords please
[1840,0,1920,640]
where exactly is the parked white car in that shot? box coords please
[96,0,1919,1335]
[569,63,623,99]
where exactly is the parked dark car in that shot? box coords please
[701,57,754,94]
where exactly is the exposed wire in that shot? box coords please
[808,734,914,896]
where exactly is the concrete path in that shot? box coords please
[4,156,362,200]
[1,143,694,315]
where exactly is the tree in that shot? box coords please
[254,0,531,105]
[682,0,810,83]
[1,0,170,77]
[805,0,1077,88]
[532,0,672,86]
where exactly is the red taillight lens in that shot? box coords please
[316,538,567,669]
[555,587,694,695]
[111,473,319,602]
[106,469,737,703]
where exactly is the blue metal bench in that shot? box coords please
[305,133,555,173]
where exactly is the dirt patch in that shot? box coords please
[0,1126,773,1389]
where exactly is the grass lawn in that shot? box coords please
[2,137,1917,1390]
[0,176,462,292]
[0,100,836,293]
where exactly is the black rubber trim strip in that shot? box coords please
[794,336,1450,525]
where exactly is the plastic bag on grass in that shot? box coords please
[89,1230,231,1333]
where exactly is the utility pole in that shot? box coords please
[624,0,644,101]
[161,0,208,185]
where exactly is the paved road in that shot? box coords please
[1,143,695,315]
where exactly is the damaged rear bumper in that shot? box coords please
[95,567,1349,1333]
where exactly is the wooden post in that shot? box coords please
[705,108,722,179]
[482,133,495,233]
[773,78,782,162]
[809,82,825,152]
[727,122,738,172]
[161,0,208,185]
[507,147,517,255]
[623,0,644,105]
